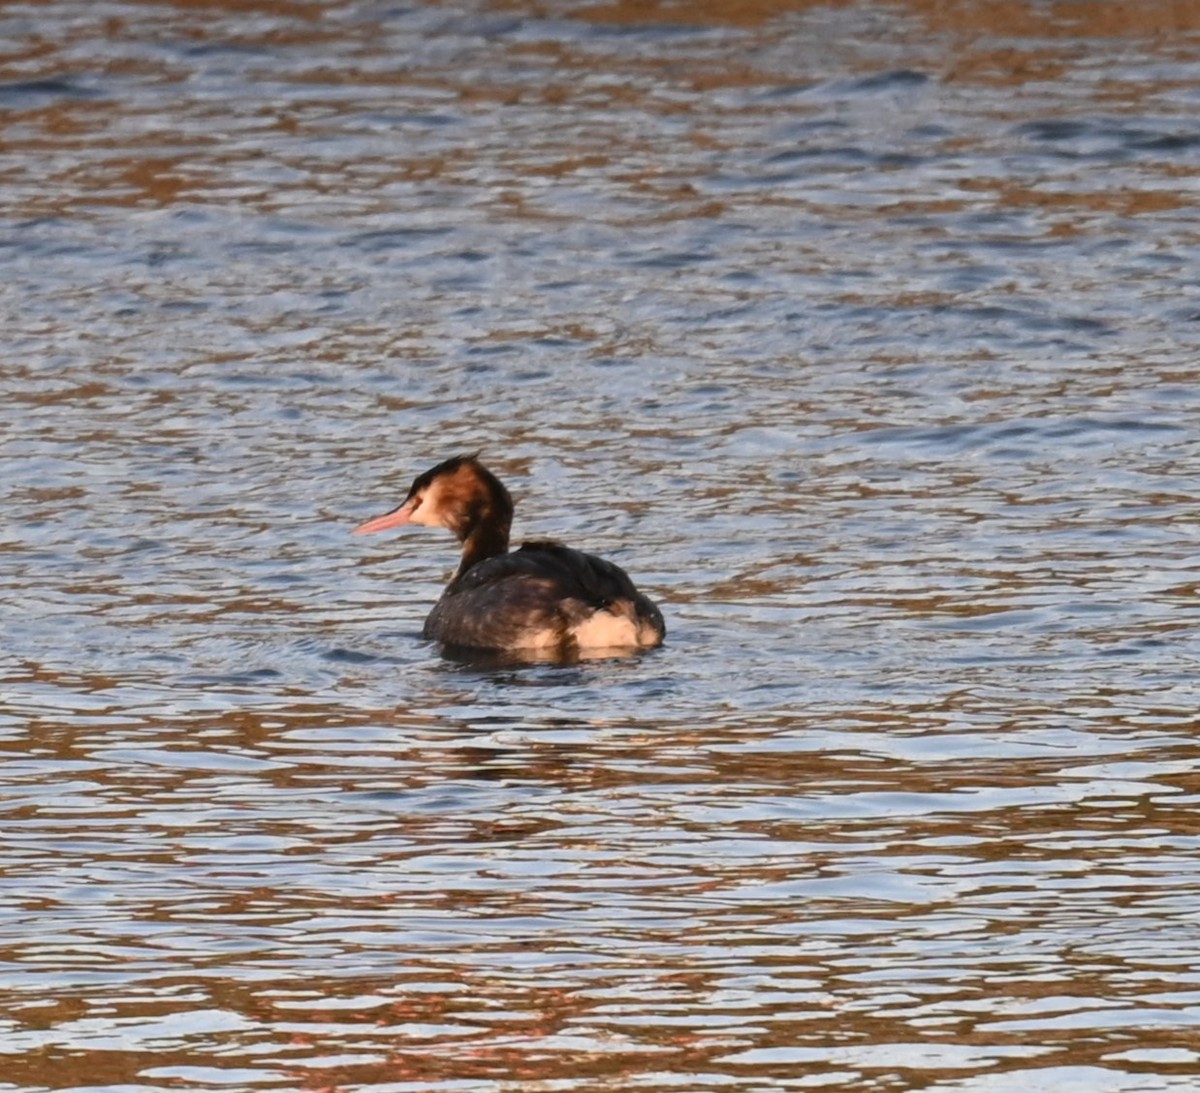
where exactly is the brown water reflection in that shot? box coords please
[5,691,1200,1090]
[3,0,1200,1090]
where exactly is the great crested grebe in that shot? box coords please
[353,456,665,656]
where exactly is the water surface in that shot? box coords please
[3,1,1200,1090]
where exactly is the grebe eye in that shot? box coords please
[412,494,423,510]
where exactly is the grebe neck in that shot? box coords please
[450,464,513,581]
[455,518,510,581]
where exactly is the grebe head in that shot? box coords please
[353,455,513,544]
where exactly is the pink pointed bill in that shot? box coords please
[353,498,416,535]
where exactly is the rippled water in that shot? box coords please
[4,1,1200,1090]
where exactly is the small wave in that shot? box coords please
[0,77,100,103]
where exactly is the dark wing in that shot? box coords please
[514,540,648,607]
[423,541,660,649]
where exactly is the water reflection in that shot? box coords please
[3,0,1200,1090]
